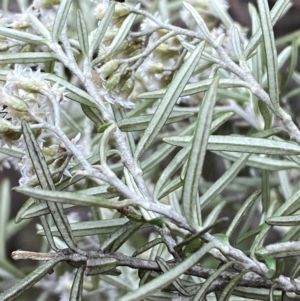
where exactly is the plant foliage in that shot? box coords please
[1,0,300,300]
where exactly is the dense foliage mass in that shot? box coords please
[1,0,300,300]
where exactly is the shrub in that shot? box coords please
[1,0,300,300]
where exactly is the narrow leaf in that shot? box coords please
[70,264,85,301]
[52,0,73,41]
[28,13,51,40]
[0,52,55,64]
[118,111,193,132]
[0,257,63,301]
[138,78,249,99]
[182,76,218,225]
[164,135,300,156]
[76,10,89,56]
[218,270,250,301]
[258,0,279,108]
[22,121,80,253]
[199,153,250,209]
[0,179,10,259]
[244,0,292,58]
[226,190,261,238]
[117,242,216,301]
[90,1,115,56]
[192,261,237,301]
[14,186,139,209]
[134,41,205,160]
[0,27,46,44]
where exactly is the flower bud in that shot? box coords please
[0,118,12,133]
[120,78,134,98]
[105,72,121,91]
[4,129,22,141]
[33,0,60,9]
[114,3,131,18]
[95,4,106,20]
[154,43,179,58]
[98,60,120,80]
[42,145,61,164]
[12,16,31,30]
[4,95,28,112]
[147,62,164,74]
[17,78,50,93]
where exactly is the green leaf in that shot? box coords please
[28,13,51,40]
[138,78,249,99]
[156,257,191,296]
[100,221,143,253]
[218,270,250,301]
[0,70,97,107]
[0,27,46,44]
[231,25,244,60]
[38,218,129,237]
[133,238,164,257]
[244,0,291,59]
[257,241,300,259]
[118,111,193,132]
[256,253,276,279]
[86,258,119,276]
[70,265,85,301]
[192,261,237,301]
[0,52,55,64]
[182,76,219,226]
[182,2,212,41]
[258,100,273,130]
[210,0,234,29]
[158,177,183,199]
[117,242,216,301]
[214,150,299,171]
[76,10,89,57]
[283,39,299,91]
[108,6,139,55]
[257,0,279,108]
[0,179,10,259]
[266,215,300,226]
[22,121,81,254]
[164,135,300,156]
[0,257,63,301]
[236,224,264,245]
[154,109,232,201]
[199,153,250,209]
[142,122,195,175]
[90,1,115,56]
[93,4,140,65]
[134,41,205,160]
[52,0,73,41]
[0,259,25,279]
[226,190,261,238]
[14,186,139,209]
[18,186,118,220]
[46,74,97,106]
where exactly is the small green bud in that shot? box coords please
[17,78,50,93]
[0,118,12,133]
[4,95,28,112]
[33,0,60,9]
[95,4,106,20]
[154,43,179,58]
[98,60,120,80]
[120,78,134,98]
[105,72,121,91]
[148,62,164,74]
[42,145,61,164]
[114,3,131,18]
[4,130,22,141]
